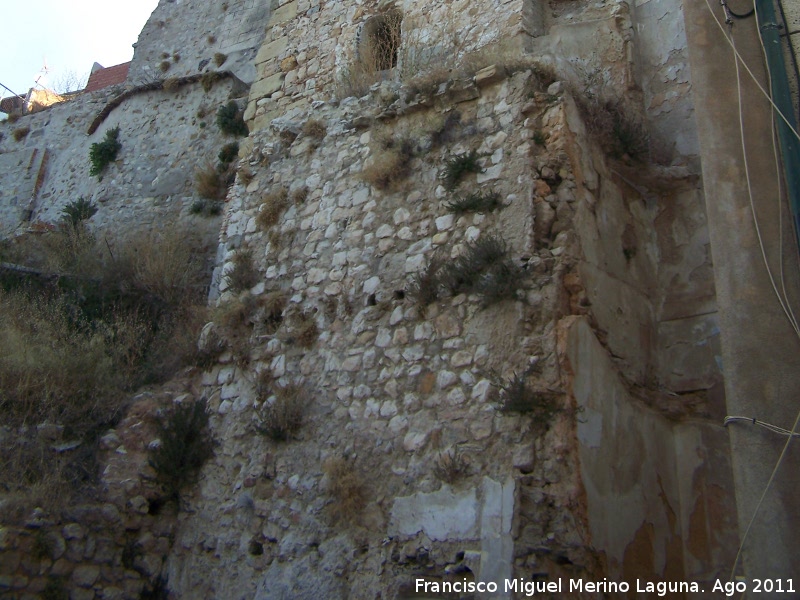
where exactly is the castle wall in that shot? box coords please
[129,0,272,85]
[0,0,756,596]
[0,77,243,270]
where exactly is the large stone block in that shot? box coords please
[268,1,298,26]
[250,73,285,101]
[255,37,289,66]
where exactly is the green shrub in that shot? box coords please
[445,191,501,214]
[89,127,122,179]
[442,149,483,191]
[189,198,223,217]
[213,52,228,67]
[216,101,248,137]
[218,142,239,167]
[61,198,98,228]
[149,399,214,500]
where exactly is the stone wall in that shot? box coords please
[0,0,751,596]
[175,67,600,600]
[0,76,245,268]
[129,0,272,86]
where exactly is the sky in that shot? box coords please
[1,0,160,99]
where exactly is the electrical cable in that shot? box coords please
[704,0,800,144]
[724,415,800,437]
[701,0,800,584]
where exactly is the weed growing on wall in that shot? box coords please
[445,190,502,214]
[216,101,248,137]
[226,249,259,293]
[218,142,239,167]
[149,399,214,501]
[496,371,562,423]
[323,456,366,525]
[360,135,415,191]
[410,236,526,308]
[433,446,470,484]
[256,187,289,230]
[89,126,122,179]
[442,149,483,191]
[12,127,30,142]
[254,384,305,442]
[61,198,98,228]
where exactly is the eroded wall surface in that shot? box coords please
[129,0,272,85]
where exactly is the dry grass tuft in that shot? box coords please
[195,162,227,200]
[256,187,289,230]
[360,136,415,191]
[302,118,327,140]
[433,446,470,484]
[254,384,305,442]
[323,456,366,524]
[12,127,30,142]
[290,186,309,205]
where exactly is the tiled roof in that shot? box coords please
[0,96,24,114]
[83,62,130,93]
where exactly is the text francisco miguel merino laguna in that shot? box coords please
[415,577,704,596]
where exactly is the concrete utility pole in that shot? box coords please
[683,0,800,582]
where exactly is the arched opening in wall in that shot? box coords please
[359,10,402,73]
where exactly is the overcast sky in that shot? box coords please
[1,0,159,99]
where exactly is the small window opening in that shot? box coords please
[361,10,402,72]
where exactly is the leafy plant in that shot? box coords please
[149,399,214,500]
[214,52,228,67]
[442,149,483,191]
[189,198,223,217]
[445,235,526,305]
[445,190,502,214]
[61,198,98,228]
[218,142,239,167]
[216,101,248,137]
[89,126,122,179]
[410,236,526,308]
